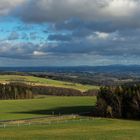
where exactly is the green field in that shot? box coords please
[0,97,139,140]
[0,97,96,120]
[0,118,140,140]
[0,75,99,91]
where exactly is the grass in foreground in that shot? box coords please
[0,75,99,91]
[0,97,139,140]
[0,96,96,120]
[0,118,139,140]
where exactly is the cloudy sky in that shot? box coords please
[0,0,140,66]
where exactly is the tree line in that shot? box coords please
[0,83,98,100]
[0,83,33,99]
[32,86,98,96]
[96,84,140,119]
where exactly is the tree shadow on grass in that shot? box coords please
[12,106,95,116]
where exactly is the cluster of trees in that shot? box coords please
[96,84,140,119]
[32,86,82,96]
[0,83,33,99]
[32,86,98,96]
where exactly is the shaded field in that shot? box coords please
[0,118,139,140]
[0,75,99,92]
[0,96,96,120]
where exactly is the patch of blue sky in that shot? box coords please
[0,17,50,43]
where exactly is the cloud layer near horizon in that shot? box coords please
[0,0,140,66]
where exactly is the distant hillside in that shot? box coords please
[1,65,140,86]
[1,65,140,74]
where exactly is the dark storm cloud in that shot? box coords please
[11,1,139,21]
[54,19,118,33]
[0,41,36,59]
[0,0,140,65]
[48,34,72,41]
[46,30,140,57]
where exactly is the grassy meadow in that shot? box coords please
[0,118,139,140]
[0,96,139,140]
[0,75,99,92]
[0,96,96,120]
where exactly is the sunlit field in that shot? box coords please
[0,118,139,140]
[0,96,139,140]
[0,96,96,120]
[0,75,99,92]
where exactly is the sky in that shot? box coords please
[0,0,140,66]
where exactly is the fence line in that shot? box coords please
[0,115,95,129]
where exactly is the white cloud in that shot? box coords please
[87,31,119,42]
[103,0,138,17]
[33,51,47,56]
[95,32,110,39]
